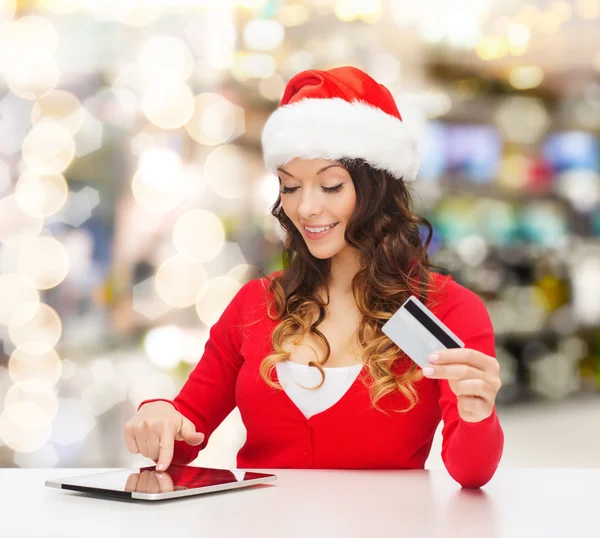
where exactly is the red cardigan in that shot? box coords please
[139,271,504,488]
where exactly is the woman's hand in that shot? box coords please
[124,401,205,471]
[422,349,502,423]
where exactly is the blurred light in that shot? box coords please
[50,398,96,446]
[0,0,16,23]
[421,89,452,118]
[243,20,285,51]
[31,91,84,135]
[0,402,53,453]
[3,16,58,56]
[236,0,267,7]
[502,285,549,333]
[256,173,280,214]
[185,93,245,146]
[0,195,43,247]
[144,326,185,369]
[3,17,60,100]
[556,170,600,213]
[0,274,39,325]
[281,51,315,78]
[131,148,184,213]
[13,443,59,468]
[82,360,127,415]
[495,97,550,144]
[559,336,588,361]
[85,87,138,129]
[509,65,544,90]
[22,122,75,174]
[73,109,103,157]
[514,3,540,26]
[530,353,580,400]
[335,0,382,22]
[476,36,509,60]
[17,236,70,290]
[576,0,600,19]
[258,74,286,101]
[571,246,600,325]
[7,60,60,101]
[132,277,172,321]
[231,52,277,80]
[173,210,225,263]
[549,1,573,23]
[137,35,194,83]
[181,328,209,364]
[9,302,62,351]
[204,145,249,199]
[456,235,489,266]
[0,93,32,157]
[60,359,77,380]
[507,22,531,49]
[141,79,195,130]
[119,1,162,26]
[50,186,99,227]
[196,276,241,326]
[278,2,311,26]
[453,78,479,101]
[0,160,10,193]
[498,152,530,190]
[184,7,236,70]
[574,97,600,129]
[15,169,68,218]
[5,380,58,421]
[8,345,62,388]
[368,53,401,86]
[179,163,207,201]
[37,0,80,14]
[128,373,177,412]
[155,256,208,308]
[227,263,261,285]
[204,241,248,277]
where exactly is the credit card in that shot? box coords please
[382,295,464,369]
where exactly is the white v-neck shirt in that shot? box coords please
[275,361,363,419]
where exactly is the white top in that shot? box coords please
[11,468,600,537]
[275,361,363,419]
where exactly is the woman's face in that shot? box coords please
[278,158,356,260]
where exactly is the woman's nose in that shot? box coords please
[297,187,325,219]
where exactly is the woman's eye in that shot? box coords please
[280,186,299,194]
[323,184,344,193]
[280,184,344,194]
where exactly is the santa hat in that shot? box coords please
[261,66,420,181]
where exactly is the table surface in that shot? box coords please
[1,467,598,538]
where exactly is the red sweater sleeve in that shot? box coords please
[437,286,504,488]
[139,280,251,465]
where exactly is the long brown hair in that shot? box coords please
[259,158,445,412]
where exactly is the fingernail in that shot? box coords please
[157,473,164,479]
[428,354,440,362]
[423,366,435,376]
[156,463,164,471]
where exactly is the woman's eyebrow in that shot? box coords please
[277,164,345,178]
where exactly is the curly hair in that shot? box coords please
[258,158,445,413]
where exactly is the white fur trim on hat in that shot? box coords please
[261,97,420,181]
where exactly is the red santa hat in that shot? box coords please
[261,65,420,181]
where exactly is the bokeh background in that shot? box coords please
[0,0,599,470]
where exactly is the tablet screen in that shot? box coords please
[50,465,275,497]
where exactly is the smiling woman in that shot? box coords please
[262,154,440,410]
[129,66,504,489]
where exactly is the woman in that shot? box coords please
[124,66,504,489]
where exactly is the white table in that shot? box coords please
[1,467,598,537]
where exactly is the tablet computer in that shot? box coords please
[45,464,276,501]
